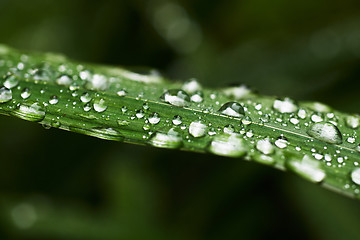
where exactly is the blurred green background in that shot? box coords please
[1,0,360,239]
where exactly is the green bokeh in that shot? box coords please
[0,0,360,239]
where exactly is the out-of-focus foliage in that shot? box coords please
[0,0,360,239]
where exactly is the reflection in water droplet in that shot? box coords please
[3,74,19,89]
[149,130,182,149]
[93,98,107,112]
[49,96,59,105]
[307,122,342,144]
[273,98,298,113]
[21,88,31,99]
[0,87,12,103]
[351,168,360,185]
[160,89,190,107]
[218,102,245,118]
[172,115,182,125]
[80,92,92,103]
[149,112,161,125]
[256,139,275,155]
[209,133,247,157]
[286,155,326,183]
[12,102,46,122]
[189,121,207,137]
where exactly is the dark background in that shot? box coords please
[0,0,360,239]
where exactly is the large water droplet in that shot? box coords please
[149,112,161,125]
[3,74,19,89]
[172,115,182,125]
[80,92,92,103]
[0,87,12,103]
[218,102,245,118]
[149,129,182,149]
[189,121,207,137]
[12,102,46,122]
[256,139,275,155]
[209,133,247,157]
[93,98,107,112]
[286,155,326,183]
[307,122,342,144]
[136,110,145,119]
[275,137,289,149]
[190,91,204,103]
[273,98,298,113]
[351,168,360,185]
[160,89,190,107]
[71,127,123,141]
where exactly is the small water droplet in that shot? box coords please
[286,155,326,183]
[80,92,92,103]
[347,137,356,144]
[298,109,307,119]
[160,89,190,107]
[189,121,207,137]
[190,91,204,103]
[93,98,107,112]
[181,78,202,94]
[222,85,251,99]
[12,102,46,122]
[311,114,323,123]
[275,137,289,149]
[172,115,182,125]
[0,87,12,103]
[49,96,59,105]
[117,90,127,97]
[136,110,145,119]
[307,122,342,144]
[149,112,160,125]
[21,88,31,99]
[209,133,247,157]
[218,102,245,118]
[273,98,298,113]
[117,120,130,126]
[56,74,72,86]
[345,115,360,129]
[3,74,19,89]
[83,103,92,112]
[149,129,182,149]
[256,139,275,155]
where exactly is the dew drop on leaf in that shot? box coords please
[273,98,298,113]
[3,74,19,89]
[56,74,72,86]
[188,121,207,138]
[11,102,46,122]
[172,115,182,125]
[149,130,182,149]
[182,78,202,94]
[345,115,360,129]
[160,89,190,107]
[136,110,145,119]
[218,102,245,118]
[21,88,31,99]
[80,92,92,103]
[307,122,342,144]
[190,91,204,103]
[148,112,160,125]
[49,95,59,105]
[93,98,107,112]
[256,139,275,155]
[274,137,289,149]
[286,155,326,183]
[351,168,360,185]
[209,133,247,157]
[0,87,12,103]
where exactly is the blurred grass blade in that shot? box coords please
[0,44,360,199]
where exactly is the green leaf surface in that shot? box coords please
[0,44,360,199]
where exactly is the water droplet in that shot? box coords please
[189,121,207,137]
[0,87,12,103]
[286,155,326,183]
[80,92,92,103]
[256,139,275,155]
[222,85,251,99]
[142,103,150,110]
[87,74,108,90]
[181,78,202,93]
[56,74,72,86]
[298,109,307,119]
[307,122,342,144]
[347,137,356,144]
[93,98,107,112]
[190,91,204,103]
[290,118,299,125]
[3,74,19,89]
[223,125,236,134]
[117,90,127,97]
[136,110,145,119]
[71,127,123,141]
[160,89,190,107]
[31,64,53,81]
[21,88,31,99]
[149,130,182,149]
[49,95,59,105]
[209,133,247,157]
[218,102,245,118]
[12,102,46,122]
[273,98,298,113]
[83,103,92,112]
[117,120,130,126]
[351,168,360,185]
[172,115,182,125]
[345,115,360,129]
[309,102,331,113]
[311,114,323,123]
[149,112,160,125]
[275,137,289,149]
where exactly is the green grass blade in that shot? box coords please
[0,44,360,199]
